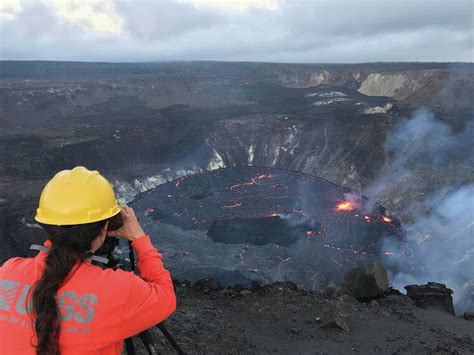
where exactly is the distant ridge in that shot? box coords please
[1,60,472,79]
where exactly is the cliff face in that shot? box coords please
[279,67,473,121]
[358,70,474,116]
[358,72,431,99]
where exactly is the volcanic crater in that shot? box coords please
[0,62,472,309]
[130,167,420,290]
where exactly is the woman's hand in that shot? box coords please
[107,205,146,242]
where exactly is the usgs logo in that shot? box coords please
[0,279,97,324]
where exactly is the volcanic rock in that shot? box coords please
[343,262,389,299]
[268,281,298,292]
[405,282,455,315]
[251,281,263,292]
[194,278,218,292]
[321,318,350,332]
[463,312,474,321]
[324,281,342,296]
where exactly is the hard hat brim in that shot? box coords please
[35,207,121,226]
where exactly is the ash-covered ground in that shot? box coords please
[128,281,474,354]
[130,167,420,290]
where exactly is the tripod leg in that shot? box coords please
[125,337,135,355]
[139,330,158,355]
[156,323,185,355]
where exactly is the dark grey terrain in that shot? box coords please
[1,61,472,257]
[1,61,473,354]
[131,282,474,354]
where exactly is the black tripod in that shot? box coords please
[121,241,185,355]
[124,324,184,355]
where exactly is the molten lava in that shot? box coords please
[222,202,242,209]
[230,173,274,190]
[336,201,354,211]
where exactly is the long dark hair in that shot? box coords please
[31,221,107,355]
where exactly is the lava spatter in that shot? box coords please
[131,166,420,290]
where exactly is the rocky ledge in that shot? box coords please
[128,264,474,354]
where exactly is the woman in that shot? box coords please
[0,166,176,354]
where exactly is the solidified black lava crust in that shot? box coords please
[130,167,420,290]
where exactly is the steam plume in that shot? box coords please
[365,108,474,314]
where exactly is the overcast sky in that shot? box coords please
[0,0,472,63]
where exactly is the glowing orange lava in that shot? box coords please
[222,202,242,209]
[336,201,353,211]
[229,173,274,190]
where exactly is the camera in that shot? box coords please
[94,213,123,257]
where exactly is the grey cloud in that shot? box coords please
[116,1,223,41]
[0,0,472,62]
[280,0,472,37]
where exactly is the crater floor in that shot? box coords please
[130,167,420,290]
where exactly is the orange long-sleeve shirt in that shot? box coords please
[0,235,176,354]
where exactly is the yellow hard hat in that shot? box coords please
[35,166,121,226]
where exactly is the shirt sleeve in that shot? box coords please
[118,235,176,339]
